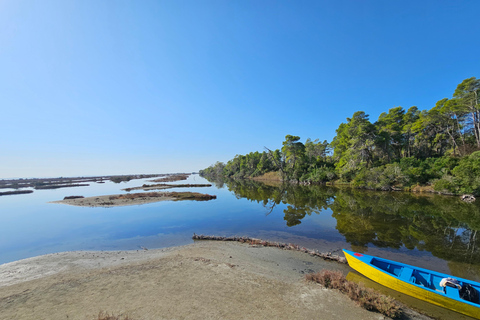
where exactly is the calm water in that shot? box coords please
[2,174,480,286]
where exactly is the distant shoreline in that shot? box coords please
[0,173,195,197]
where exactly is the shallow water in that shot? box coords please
[2,174,480,319]
[2,174,480,285]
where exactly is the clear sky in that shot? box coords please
[1,0,479,178]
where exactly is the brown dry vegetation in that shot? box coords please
[306,270,402,319]
[150,174,190,182]
[113,191,216,201]
[410,184,436,193]
[0,190,34,196]
[114,192,170,200]
[123,183,211,192]
[168,191,217,201]
[251,171,282,181]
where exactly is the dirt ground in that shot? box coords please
[0,241,431,320]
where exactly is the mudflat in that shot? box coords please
[50,193,176,207]
[50,191,216,208]
[0,241,429,320]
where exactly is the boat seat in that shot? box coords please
[444,285,460,297]
[413,270,430,287]
[399,267,414,281]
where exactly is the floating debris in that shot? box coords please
[192,234,346,264]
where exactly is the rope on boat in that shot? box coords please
[192,233,347,264]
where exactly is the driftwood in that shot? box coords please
[192,234,346,264]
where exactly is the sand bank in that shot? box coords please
[50,192,216,208]
[123,183,212,192]
[0,241,431,320]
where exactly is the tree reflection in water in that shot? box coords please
[221,177,480,268]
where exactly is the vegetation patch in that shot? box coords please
[34,183,90,190]
[410,184,435,193]
[114,192,216,201]
[306,270,401,319]
[251,171,282,182]
[0,190,34,196]
[150,174,190,182]
[63,195,85,200]
[0,174,162,191]
[168,191,216,201]
[123,183,211,192]
[110,176,134,183]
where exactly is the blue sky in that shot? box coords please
[1,0,479,178]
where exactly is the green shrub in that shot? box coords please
[433,175,457,194]
[351,164,407,190]
[452,151,480,195]
[301,166,336,183]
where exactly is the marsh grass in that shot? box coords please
[306,270,402,318]
[115,191,216,201]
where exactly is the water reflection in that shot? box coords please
[225,179,334,226]
[217,177,480,275]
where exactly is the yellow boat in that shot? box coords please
[343,249,480,319]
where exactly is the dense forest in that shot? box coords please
[201,77,480,196]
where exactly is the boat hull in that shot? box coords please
[343,250,480,319]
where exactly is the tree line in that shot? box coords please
[200,77,480,196]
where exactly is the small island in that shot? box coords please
[50,191,216,207]
[123,183,212,192]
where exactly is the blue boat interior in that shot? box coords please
[370,258,480,304]
[371,258,403,277]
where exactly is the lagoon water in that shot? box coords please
[2,174,480,286]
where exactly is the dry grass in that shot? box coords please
[114,191,216,201]
[96,311,132,320]
[251,171,282,181]
[116,192,169,199]
[169,191,217,201]
[151,174,189,182]
[411,184,435,193]
[306,270,402,319]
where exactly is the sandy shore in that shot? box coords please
[0,241,431,320]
